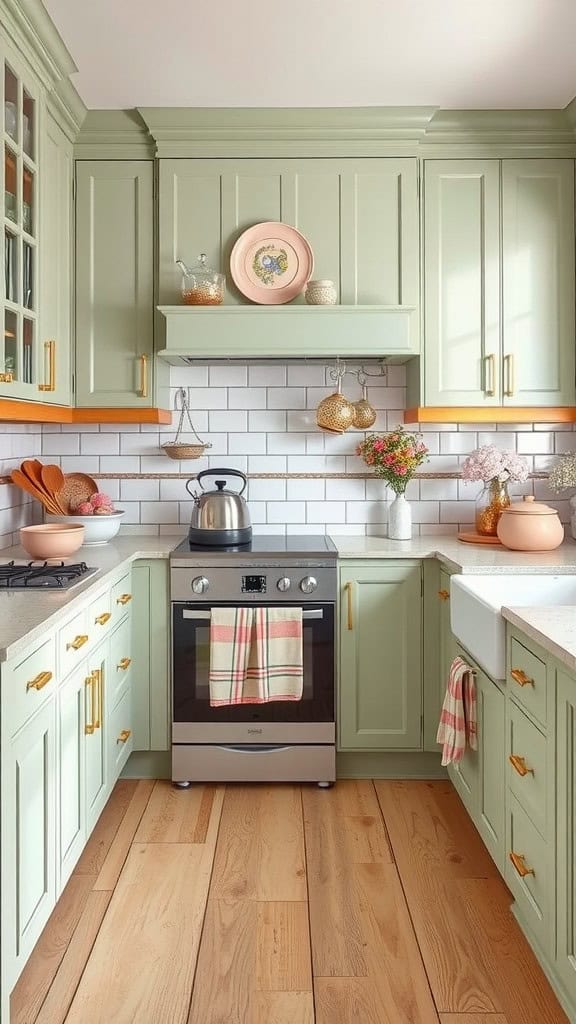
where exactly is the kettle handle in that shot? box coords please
[195,467,248,495]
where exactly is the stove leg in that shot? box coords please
[317,781,334,789]
[173,781,192,789]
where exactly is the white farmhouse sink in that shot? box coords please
[450,574,576,680]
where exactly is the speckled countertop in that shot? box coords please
[2,533,576,666]
[502,606,576,673]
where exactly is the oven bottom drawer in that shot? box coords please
[172,743,336,783]
[172,721,335,744]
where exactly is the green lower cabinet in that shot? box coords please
[3,698,57,990]
[339,562,422,751]
[57,665,86,891]
[109,677,134,779]
[84,642,109,833]
[555,669,576,1009]
[131,560,170,751]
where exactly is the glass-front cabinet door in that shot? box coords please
[1,49,42,400]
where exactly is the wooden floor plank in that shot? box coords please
[315,978,391,1024]
[134,781,216,843]
[64,844,212,1024]
[255,902,312,992]
[92,779,155,891]
[251,991,314,1023]
[10,875,96,1024]
[210,785,307,902]
[73,780,138,876]
[375,780,499,879]
[33,891,112,1024]
[440,1016,510,1023]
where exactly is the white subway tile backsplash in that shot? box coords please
[289,455,345,473]
[267,434,306,455]
[555,434,576,454]
[287,365,326,386]
[100,456,140,474]
[478,431,516,449]
[267,387,307,410]
[172,365,209,387]
[208,455,247,473]
[209,410,247,433]
[188,387,228,409]
[248,501,267,524]
[287,479,325,500]
[60,456,100,473]
[42,433,80,456]
[308,501,346,523]
[249,364,286,387]
[346,501,387,524]
[325,478,366,501]
[267,501,306,524]
[248,455,287,473]
[440,501,475,523]
[440,433,476,455]
[419,478,458,501]
[160,479,190,501]
[229,433,266,455]
[141,501,179,524]
[209,365,247,387]
[248,479,287,501]
[82,433,120,455]
[249,410,287,432]
[517,432,554,455]
[120,433,160,455]
[121,479,160,501]
[305,433,325,454]
[228,387,266,410]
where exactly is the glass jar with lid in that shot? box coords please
[176,254,225,306]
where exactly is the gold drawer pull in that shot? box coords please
[95,612,111,626]
[117,729,132,744]
[509,754,534,778]
[138,354,148,399]
[67,634,89,651]
[85,673,97,735]
[511,668,534,688]
[116,593,132,606]
[344,581,353,630]
[117,657,132,671]
[509,851,535,878]
[26,670,52,692]
[38,339,56,392]
[438,589,449,601]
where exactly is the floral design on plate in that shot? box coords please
[230,222,314,304]
[252,244,289,286]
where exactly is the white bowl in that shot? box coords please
[45,511,125,546]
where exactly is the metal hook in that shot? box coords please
[173,387,188,412]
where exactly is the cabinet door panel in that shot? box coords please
[556,669,576,999]
[85,649,108,832]
[502,159,575,406]
[424,160,500,406]
[477,669,505,871]
[75,161,153,407]
[57,666,86,890]
[339,563,422,750]
[40,110,72,405]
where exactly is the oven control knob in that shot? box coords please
[300,575,318,594]
[191,575,209,595]
[277,576,291,593]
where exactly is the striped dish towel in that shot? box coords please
[436,656,478,766]
[209,607,303,706]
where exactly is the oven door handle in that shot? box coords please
[215,744,292,753]
[181,608,324,621]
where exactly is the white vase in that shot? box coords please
[570,495,576,540]
[388,492,412,540]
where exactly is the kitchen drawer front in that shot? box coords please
[5,638,57,737]
[87,589,112,637]
[508,636,547,728]
[109,617,133,707]
[58,608,91,679]
[506,793,552,953]
[508,700,548,837]
[111,573,133,623]
[110,681,133,778]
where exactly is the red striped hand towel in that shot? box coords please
[209,607,303,706]
[436,656,478,766]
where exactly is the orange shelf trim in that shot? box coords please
[404,407,576,424]
[0,401,171,425]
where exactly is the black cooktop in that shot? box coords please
[0,561,98,590]
[171,534,337,558]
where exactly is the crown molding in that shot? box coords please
[0,0,76,90]
[47,77,87,141]
[422,107,576,146]
[564,95,576,130]
[74,109,155,160]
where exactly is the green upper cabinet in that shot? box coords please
[423,160,500,406]
[555,669,576,1005]
[501,160,575,407]
[75,160,156,408]
[39,107,72,405]
[422,158,575,409]
[158,157,419,309]
[339,562,422,751]
[0,44,44,401]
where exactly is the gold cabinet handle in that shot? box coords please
[66,634,89,651]
[116,593,132,606]
[511,668,534,688]
[504,354,515,397]
[117,729,132,744]
[138,354,148,398]
[95,612,111,626]
[93,668,102,730]
[26,670,53,692]
[38,340,56,392]
[117,657,132,671]
[483,353,496,397]
[509,851,535,878]
[85,673,96,735]
[509,754,534,778]
[344,581,353,630]
[438,589,449,601]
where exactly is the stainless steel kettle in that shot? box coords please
[186,468,252,546]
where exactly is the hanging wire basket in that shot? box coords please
[161,388,213,461]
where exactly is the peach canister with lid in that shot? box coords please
[496,495,564,551]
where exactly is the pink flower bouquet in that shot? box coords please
[356,427,429,494]
[461,445,529,484]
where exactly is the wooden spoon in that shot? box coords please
[41,465,67,515]
[21,460,60,511]
[10,469,61,515]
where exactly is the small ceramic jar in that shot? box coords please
[496,495,564,551]
[305,280,337,305]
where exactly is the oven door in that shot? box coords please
[172,602,335,740]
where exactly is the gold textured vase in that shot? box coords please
[316,379,355,433]
[352,384,376,429]
[475,478,510,536]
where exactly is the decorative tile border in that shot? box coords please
[0,471,550,485]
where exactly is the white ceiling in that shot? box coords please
[44,0,576,111]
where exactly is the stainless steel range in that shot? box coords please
[170,534,337,786]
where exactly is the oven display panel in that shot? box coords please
[241,574,267,593]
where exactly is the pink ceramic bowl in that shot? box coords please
[20,524,85,560]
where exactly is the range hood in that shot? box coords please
[157,305,418,364]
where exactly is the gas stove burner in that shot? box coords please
[0,560,97,590]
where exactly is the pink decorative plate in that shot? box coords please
[230,222,314,305]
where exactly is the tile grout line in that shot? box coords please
[371,781,443,1022]
[299,785,317,1022]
